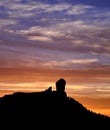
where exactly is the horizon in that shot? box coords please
[0,80,110,117]
[0,0,110,117]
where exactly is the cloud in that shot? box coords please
[43,3,70,12]
[8,11,34,18]
[28,36,52,42]
[6,2,94,15]
[71,59,98,64]
[0,28,110,73]
[42,59,98,69]
[66,4,94,15]
[0,0,110,83]
[0,19,17,27]
[15,18,110,57]
[96,88,110,93]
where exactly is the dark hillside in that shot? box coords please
[0,87,110,129]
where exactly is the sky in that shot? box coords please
[0,0,110,116]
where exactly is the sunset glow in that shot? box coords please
[0,0,110,117]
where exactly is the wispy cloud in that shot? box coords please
[0,19,17,27]
[96,88,110,93]
[66,4,94,15]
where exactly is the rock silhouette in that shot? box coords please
[56,78,66,92]
[0,79,110,129]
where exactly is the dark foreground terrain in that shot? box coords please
[0,88,110,129]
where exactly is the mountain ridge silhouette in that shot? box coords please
[0,87,110,129]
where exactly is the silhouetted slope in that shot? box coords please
[0,88,110,129]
